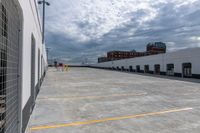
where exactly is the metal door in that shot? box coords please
[37,49,40,91]
[31,36,36,111]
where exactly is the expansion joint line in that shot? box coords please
[30,107,193,131]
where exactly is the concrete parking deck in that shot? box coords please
[27,67,200,133]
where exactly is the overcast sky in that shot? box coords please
[43,0,200,64]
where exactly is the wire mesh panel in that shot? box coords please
[0,0,21,132]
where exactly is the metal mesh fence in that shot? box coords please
[0,0,21,132]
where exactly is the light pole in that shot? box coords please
[38,0,50,44]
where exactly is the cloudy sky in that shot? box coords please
[43,0,200,64]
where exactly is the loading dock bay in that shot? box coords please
[27,67,200,133]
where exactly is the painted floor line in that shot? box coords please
[30,107,193,131]
[37,92,147,101]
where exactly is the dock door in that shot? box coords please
[144,65,149,73]
[121,66,125,71]
[136,65,140,72]
[154,64,160,74]
[0,0,22,132]
[182,63,192,78]
[167,64,174,76]
[129,66,133,72]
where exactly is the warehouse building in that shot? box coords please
[98,42,166,63]
[146,42,166,54]
[0,0,48,133]
[92,48,200,79]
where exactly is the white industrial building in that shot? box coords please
[0,0,48,133]
[91,48,200,79]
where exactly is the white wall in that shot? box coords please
[92,48,200,75]
[13,0,49,132]
[19,0,37,109]
[18,0,48,109]
[1,0,48,132]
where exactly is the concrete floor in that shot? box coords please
[27,67,200,133]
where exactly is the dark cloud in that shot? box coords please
[44,0,200,64]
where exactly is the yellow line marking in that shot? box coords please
[30,107,193,131]
[38,92,147,101]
